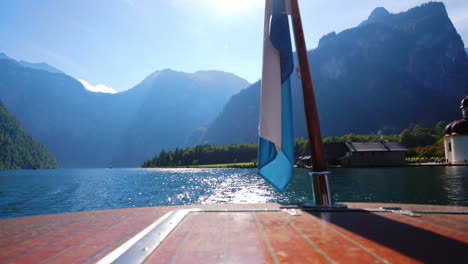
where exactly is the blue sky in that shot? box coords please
[1,0,467,92]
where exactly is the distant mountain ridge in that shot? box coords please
[195,2,468,146]
[112,68,250,166]
[0,54,249,167]
[0,53,62,74]
[0,101,57,169]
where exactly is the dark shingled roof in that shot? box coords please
[383,141,408,151]
[345,141,408,152]
[346,142,387,152]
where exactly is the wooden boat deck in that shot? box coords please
[0,203,467,263]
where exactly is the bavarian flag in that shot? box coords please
[258,0,294,191]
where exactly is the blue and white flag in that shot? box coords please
[258,0,294,191]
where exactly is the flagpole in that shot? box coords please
[289,0,345,208]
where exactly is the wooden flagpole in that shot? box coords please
[289,0,342,207]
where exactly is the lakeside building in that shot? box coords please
[339,141,408,167]
[324,142,349,166]
[444,96,468,164]
[296,141,408,167]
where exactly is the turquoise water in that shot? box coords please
[0,167,467,219]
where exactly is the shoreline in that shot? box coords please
[144,163,468,169]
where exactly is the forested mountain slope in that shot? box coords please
[0,101,57,169]
[196,2,468,145]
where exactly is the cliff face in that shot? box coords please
[197,2,468,145]
[316,2,466,95]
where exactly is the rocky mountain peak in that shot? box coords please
[368,7,390,21]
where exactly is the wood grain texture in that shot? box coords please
[0,203,467,263]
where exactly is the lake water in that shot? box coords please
[1,167,467,219]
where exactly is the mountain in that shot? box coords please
[465,48,468,55]
[0,101,58,169]
[0,55,249,167]
[0,53,62,74]
[196,2,468,145]
[112,69,250,166]
[197,81,261,145]
[0,56,115,167]
[17,61,63,74]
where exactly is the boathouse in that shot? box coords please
[340,141,408,167]
[297,141,408,167]
[324,142,350,166]
[444,96,468,164]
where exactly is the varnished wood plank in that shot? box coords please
[421,214,468,234]
[0,203,467,264]
[0,221,83,258]
[292,212,388,263]
[5,220,117,263]
[0,222,59,238]
[168,212,226,263]
[159,212,273,263]
[147,212,275,264]
[145,214,196,264]
[45,216,157,264]
[345,202,468,212]
[307,212,419,264]
[309,211,468,263]
[224,212,274,263]
[0,208,166,254]
[374,212,468,243]
[256,212,331,264]
[0,218,78,245]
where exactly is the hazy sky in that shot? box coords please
[1,0,467,92]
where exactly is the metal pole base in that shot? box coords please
[307,171,347,208]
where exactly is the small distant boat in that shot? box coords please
[108,166,113,169]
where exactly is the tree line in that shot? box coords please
[142,144,258,167]
[142,121,446,167]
